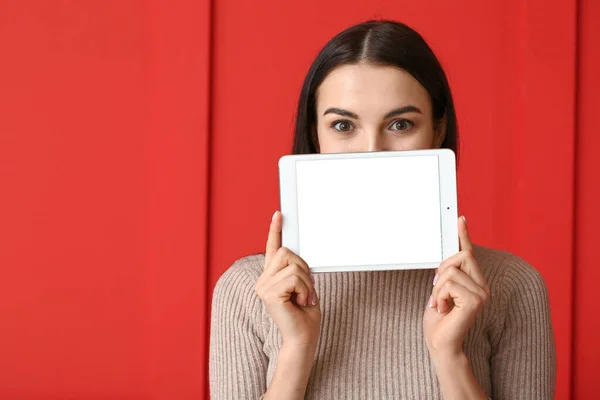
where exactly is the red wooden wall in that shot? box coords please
[0,1,211,398]
[0,1,597,399]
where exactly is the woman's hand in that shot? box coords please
[256,211,321,400]
[255,211,321,352]
[423,216,490,400]
[423,216,490,359]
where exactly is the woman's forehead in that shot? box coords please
[316,63,432,117]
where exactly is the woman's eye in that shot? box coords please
[389,119,413,132]
[331,121,354,132]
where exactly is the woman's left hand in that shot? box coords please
[423,216,490,360]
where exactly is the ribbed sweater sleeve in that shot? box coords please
[490,255,556,399]
[209,258,267,399]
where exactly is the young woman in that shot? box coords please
[209,20,555,399]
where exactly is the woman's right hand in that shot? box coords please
[255,211,321,352]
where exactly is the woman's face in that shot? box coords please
[315,63,445,153]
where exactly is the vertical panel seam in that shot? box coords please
[569,0,581,397]
[204,0,215,396]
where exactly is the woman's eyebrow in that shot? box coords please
[323,108,359,119]
[383,106,422,119]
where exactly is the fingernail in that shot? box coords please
[272,211,278,221]
[432,274,438,286]
[428,295,433,308]
[310,274,315,284]
[437,305,441,314]
[311,292,317,306]
[462,215,467,225]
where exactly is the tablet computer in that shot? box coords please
[278,149,458,273]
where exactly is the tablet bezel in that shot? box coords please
[278,149,458,273]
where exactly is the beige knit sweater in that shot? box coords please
[209,244,555,399]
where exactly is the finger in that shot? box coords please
[435,216,473,276]
[433,254,489,308]
[269,263,315,305]
[265,211,282,267]
[436,250,487,292]
[436,280,486,315]
[265,246,310,277]
[430,266,488,309]
[436,251,466,276]
[268,273,311,307]
[458,215,473,253]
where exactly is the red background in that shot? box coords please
[0,1,597,399]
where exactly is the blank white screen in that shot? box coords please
[295,155,442,268]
